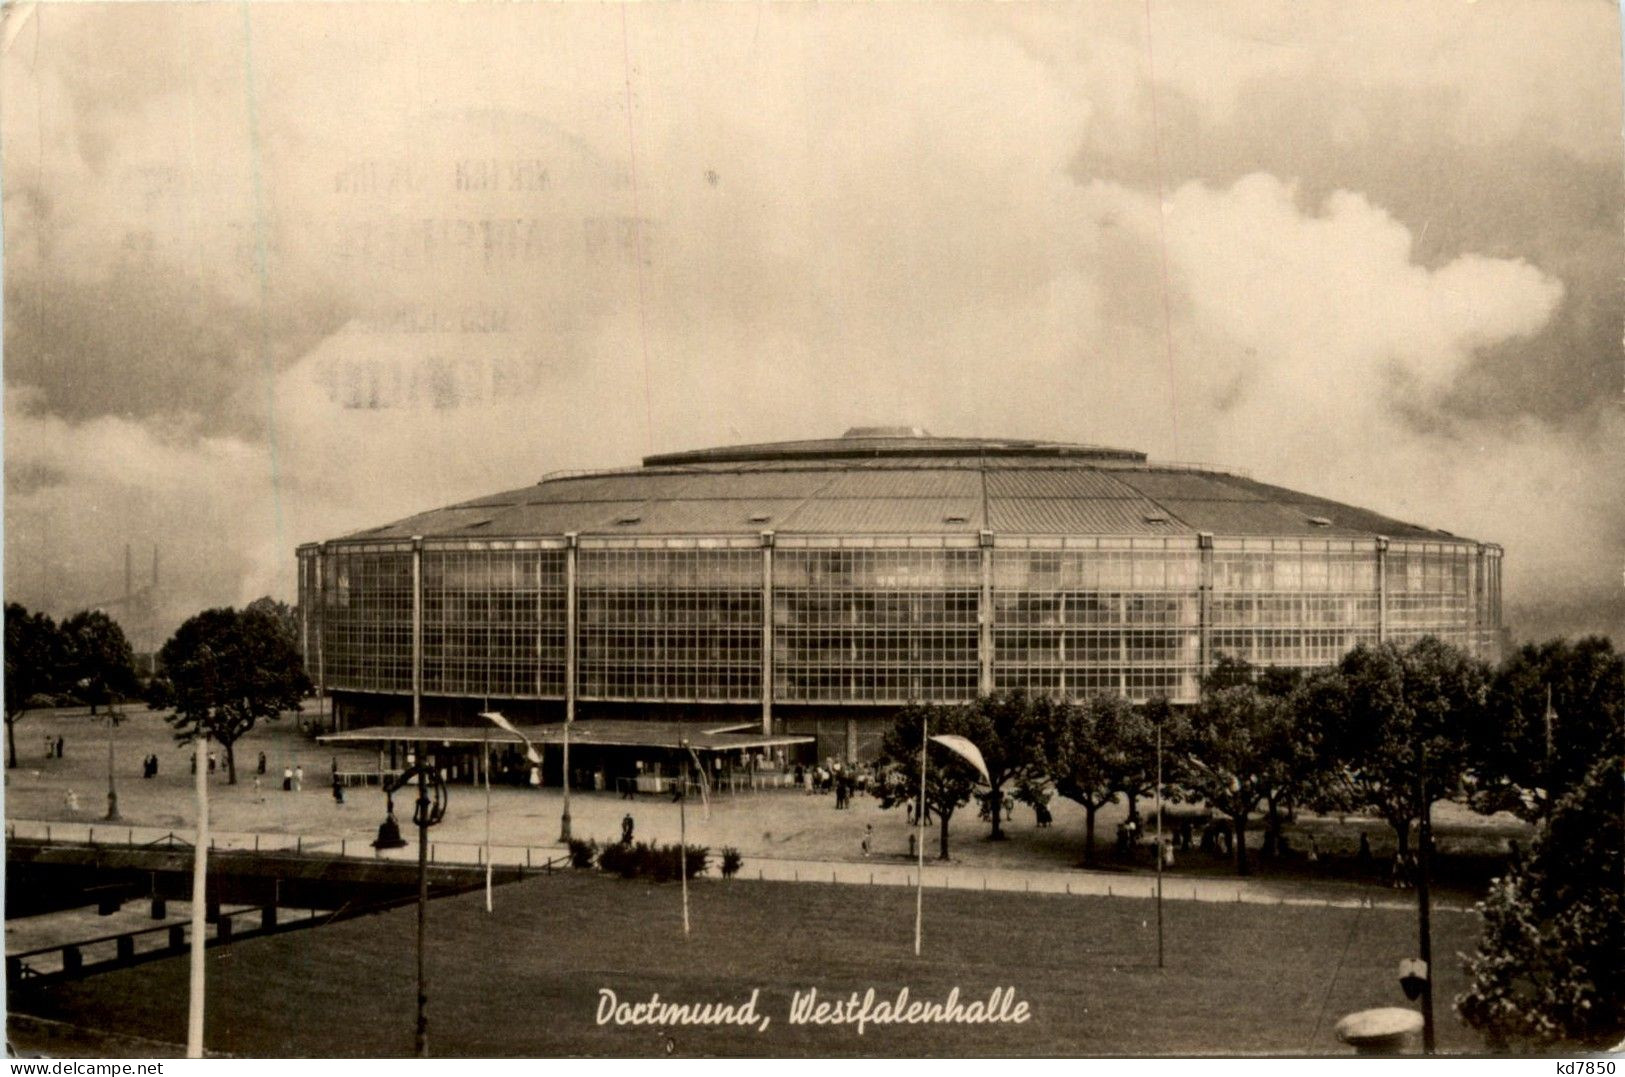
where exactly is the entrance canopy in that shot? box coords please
[318,720,812,755]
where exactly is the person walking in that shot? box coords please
[282,765,293,792]
[294,764,304,792]
[862,823,872,858]
[257,751,267,776]
[621,812,635,846]
[55,735,64,758]
[332,773,345,805]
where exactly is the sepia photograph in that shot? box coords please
[1,0,1622,1061]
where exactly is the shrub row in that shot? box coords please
[597,841,709,881]
[566,838,744,880]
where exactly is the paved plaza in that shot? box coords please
[4,704,1519,910]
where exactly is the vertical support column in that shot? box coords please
[978,530,995,696]
[298,550,311,677]
[760,531,774,736]
[1473,543,1488,658]
[1197,533,1214,691]
[1375,536,1389,645]
[561,533,578,843]
[564,534,579,726]
[314,543,327,727]
[411,537,423,730]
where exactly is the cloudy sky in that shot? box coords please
[3,0,1622,648]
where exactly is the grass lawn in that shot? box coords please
[11,871,1487,1057]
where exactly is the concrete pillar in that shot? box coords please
[315,543,327,728]
[760,531,774,736]
[1375,536,1389,645]
[564,534,578,725]
[1197,533,1214,687]
[978,530,995,696]
[1473,543,1488,658]
[562,533,578,842]
[411,537,423,729]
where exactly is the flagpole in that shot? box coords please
[914,713,927,957]
[1544,683,1555,814]
[1155,716,1164,969]
[680,739,690,937]
[186,733,208,1058]
[483,732,492,913]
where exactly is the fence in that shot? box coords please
[5,820,568,873]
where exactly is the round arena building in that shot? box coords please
[297,427,1502,765]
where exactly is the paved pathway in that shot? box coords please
[7,818,1475,913]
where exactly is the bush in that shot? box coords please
[720,846,742,879]
[596,840,634,876]
[567,838,598,869]
[595,839,708,882]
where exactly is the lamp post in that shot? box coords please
[105,704,121,821]
[382,760,447,1057]
[1154,712,1165,970]
[559,719,572,843]
[914,712,928,957]
[1415,741,1435,1054]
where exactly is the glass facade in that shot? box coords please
[300,532,1501,710]
[578,544,762,702]
[318,543,414,693]
[774,545,980,703]
[422,543,566,699]
[1385,541,1474,650]
[1209,538,1380,671]
[993,539,1200,702]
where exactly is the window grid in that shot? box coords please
[1385,542,1474,650]
[992,549,1201,703]
[774,549,980,703]
[319,548,414,693]
[578,548,762,702]
[299,535,1496,703]
[422,548,566,699]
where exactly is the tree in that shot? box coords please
[1457,755,1623,1051]
[1467,637,1624,823]
[4,603,65,769]
[60,610,138,716]
[1203,653,1306,700]
[244,596,301,652]
[960,691,1049,841]
[1043,694,1162,864]
[1179,683,1300,875]
[873,703,983,860]
[161,605,311,783]
[1313,637,1491,862]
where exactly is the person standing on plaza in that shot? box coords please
[294,764,304,792]
[621,812,635,846]
[862,823,872,858]
[332,773,345,805]
[55,735,64,758]
[257,751,267,776]
[283,764,293,791]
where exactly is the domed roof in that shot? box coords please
[341,429,1473,544]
